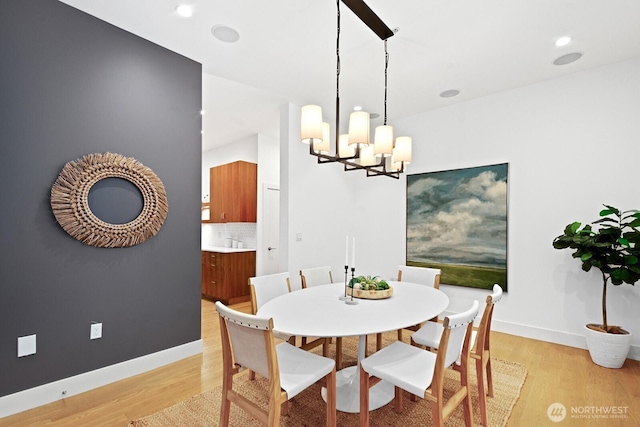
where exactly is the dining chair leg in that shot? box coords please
[460,362,474,427]
[486,356,494,397]
[431,400,443,427]
[220,376,232,426]
[397,329,403,341]
[325,368,337,427]
[376,333,382,351]
[394,386,403,413]
[359,365,370,427]
[476,357,488,427]
[267,395,282,427]
[335,337,343,370]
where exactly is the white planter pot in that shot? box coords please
[584,324,632,369]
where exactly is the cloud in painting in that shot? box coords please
[407,165,507,268]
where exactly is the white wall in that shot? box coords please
[281,58,640,359]
[280,103,360,291]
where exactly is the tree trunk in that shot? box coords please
[602,271,608,332]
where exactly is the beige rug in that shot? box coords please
[130,334,527,426]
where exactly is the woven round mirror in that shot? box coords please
[51,152,168,248]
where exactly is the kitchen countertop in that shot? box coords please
[202,246,256,253]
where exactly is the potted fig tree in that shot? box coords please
[552,205,640,368]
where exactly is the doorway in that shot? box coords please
[262,184,280,275]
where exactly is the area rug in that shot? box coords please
[129,334,527,426]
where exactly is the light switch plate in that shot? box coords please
[18,334,36,357]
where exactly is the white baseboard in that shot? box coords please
[439,310,640,362]
[491,319,640,361]
[0,339,203,419]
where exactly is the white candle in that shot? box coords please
[345,235,349,266]
[352,237,356,269]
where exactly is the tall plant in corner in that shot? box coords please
[552,205,640,334]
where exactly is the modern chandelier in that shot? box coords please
[300,0,412,179]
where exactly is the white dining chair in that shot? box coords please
[359,300,479,427]
[249,272,329,349]
[300,266,333,288]
[299,266,344,369]
[411,284,503,426]
[216,301,337,427]
[371,265,441,353]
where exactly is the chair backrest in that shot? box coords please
[438,300,479,370]
[474,284,503,355]
[397,265,441,289]
[215,301,278,381]
[300,266,333,289]
[249,272,291,315]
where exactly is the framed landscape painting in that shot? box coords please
[406,163,508,291]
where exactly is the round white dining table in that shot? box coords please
[258,281,449,413]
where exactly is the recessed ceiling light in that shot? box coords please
[211,25,240,43]
[175,5,193,18]
[200,110,205,115]
[555,36,571,47]
[353,106,363,111]
[553,52,583,66]
[440,89,460,98]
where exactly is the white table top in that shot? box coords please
[258,281,449,338]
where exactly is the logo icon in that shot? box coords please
[547,402,567,422]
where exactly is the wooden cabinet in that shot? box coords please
[201,250,256,304]
[207,161,257,223]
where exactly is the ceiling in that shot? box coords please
[59,0,640,152]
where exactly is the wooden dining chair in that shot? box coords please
[299,266,333,288]
[249,273,329,360]
[299,266,343,369]
[411,284,503,426]
[359,300,479,427]
[370,265,441,353]
[216,301,337,427]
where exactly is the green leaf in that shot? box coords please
[580,252,593,262]
[567,222,581,234]
[618,238,630,247]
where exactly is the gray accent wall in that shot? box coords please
[0,0,202,397]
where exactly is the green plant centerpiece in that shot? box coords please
[552,204,640,368]
[347,275,393,299]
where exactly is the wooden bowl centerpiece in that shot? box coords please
[347,276,393,299]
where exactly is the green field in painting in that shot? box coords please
[407,261,507,291]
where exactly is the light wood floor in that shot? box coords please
[2,299,639,426]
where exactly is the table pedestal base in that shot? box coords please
[322,365,395,413]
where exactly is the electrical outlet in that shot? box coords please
[296,233,302,241]
[18,334,36,357]
[90,323,102,340]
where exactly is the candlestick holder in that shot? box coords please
[345,267,359,305]
[339,265,350,300]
